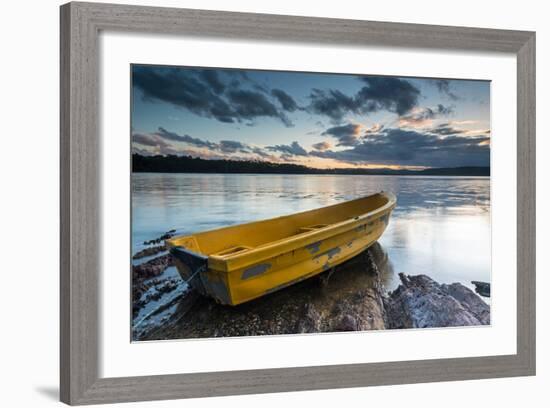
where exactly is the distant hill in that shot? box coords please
[132,154,490,176]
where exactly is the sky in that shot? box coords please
[131,64,490,170]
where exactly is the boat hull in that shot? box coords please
[169,192,396,306]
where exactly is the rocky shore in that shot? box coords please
[133,244,166,260]
[384,274,490,328]
[132,240,490,341]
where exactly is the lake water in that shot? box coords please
[132,173,490,294]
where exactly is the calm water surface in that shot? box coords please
[132,173,490,292]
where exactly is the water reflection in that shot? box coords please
[132,173,490,292]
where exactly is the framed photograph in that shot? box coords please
[60,2,535,405]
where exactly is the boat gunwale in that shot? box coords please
[169,191,396,273]
[220,194,395,271]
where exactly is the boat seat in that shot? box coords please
[212,245,252,257]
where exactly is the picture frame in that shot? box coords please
[60,1,536,405]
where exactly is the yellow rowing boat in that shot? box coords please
[167,192,396,306]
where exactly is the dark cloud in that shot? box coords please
[309,89,357,123]
[399,104,453,127]
[155,127,217,149]
[322,123,362,146]
[226,89,292,126]
[219,140,248,153]
[356,77,421,116]
[311,141,332,151]
[158,128,250,154]
[279,153,302,162]
[308,77,420,123]
[132,132,168,148]
[135,127,287,160]
[267,141,308,156]
[364,124,384,134]
[225,71,269,93]
[132,66,294,127]
[132,131,181,156]
[227,70,251,82]
[271,89,300,112]
[198,70,225,94]
[436,104,454,115]
[250,146,275,158]
[434,79,459,101]
[133,66,236,123]
[430,123,467,136]
[139,127,248,154]
[430,123,490,137]
[311,127,489,167]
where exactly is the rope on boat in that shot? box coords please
[184,264,206,286]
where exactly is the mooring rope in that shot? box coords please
[183,264,206,285]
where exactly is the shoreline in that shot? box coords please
[132,233,490,341]
[132,154,490,177]
[132,171,491,178]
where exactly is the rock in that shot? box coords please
[131,254,177,319]
[384,273,490,329]
[143,230,177,246]
[157,278,180,295]
[138,245,388,340]
[132,254,174,281]
[445,283,490,324]
[133,244,166,260]
[471,281,491,297]
[134,244,490,341]
[336,314,358,331]
[295,303,322,333]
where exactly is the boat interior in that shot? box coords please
[171,193,392,257]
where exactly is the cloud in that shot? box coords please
[322,123,363,146]
[267,141,308,156]
[436,104,454,115]
[311,127,490,167]
[133,66,236,123]
[398,104,453,128]
[271,89,300,112]
[132,66,294,127]
[430,123,490,137]
[198,69,226,94]
[132,145,154,156]
[364,123,384,134]
[157,128,250,153]
[434,79,459,101]
[249,146,276,159]
[132,131,182,156]
[155,127,218,149]
[355,77,421,116]
[136,127,253,156]
[226,89,292,126]
[132,132,168,148]
[449,120,477,126]
[134,127,303,161]
[219,140,248,153]
[311,141,332,151]
[429,123,467,136]
[308,89,356,123]
[308,76,420,123]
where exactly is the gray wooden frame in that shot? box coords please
[60,1,536,405]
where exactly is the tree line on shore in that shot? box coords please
[132,154,490,176]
